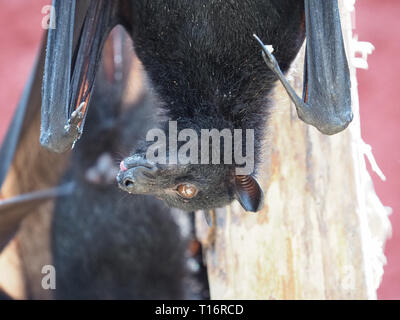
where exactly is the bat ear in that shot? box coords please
[234,175,264,212]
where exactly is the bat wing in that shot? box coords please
[301,0,353,134]
[254,0,352,135]
[0,183,73,252]
[40,0,126,153]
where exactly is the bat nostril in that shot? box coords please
[123,178,134,188]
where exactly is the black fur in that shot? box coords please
[117,1,305,212]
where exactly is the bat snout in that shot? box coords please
[117,164,156,194]
[118,172,136,193]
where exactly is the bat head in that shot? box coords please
[117,153,264,213]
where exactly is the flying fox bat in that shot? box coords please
[36,0,353,214]
[1,0,353,236]
[117,0,351,213]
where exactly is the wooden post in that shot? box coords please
[196,0,391,300]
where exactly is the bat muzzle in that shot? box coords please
[117,157,157,194]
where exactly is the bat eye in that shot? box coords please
[176,184,198,199]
